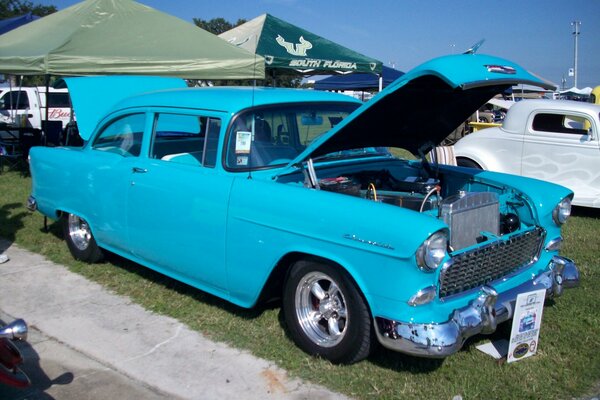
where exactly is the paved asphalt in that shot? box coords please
[0,240,349,400]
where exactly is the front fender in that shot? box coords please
[468,169,573,236]
[224,177,446,309]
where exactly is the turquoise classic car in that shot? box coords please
[27,53,579,364]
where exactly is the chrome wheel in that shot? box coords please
[67,214,92,251]
[63,213,103,263]
[295,271,348,347]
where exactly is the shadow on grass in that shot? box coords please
[273,307,446,372]
[0,203,28,252]
[103,250,275,320]
[45,221,274,321]
[572,206,600,219]
[366,309,529,372]
[40,217,62,237]
[368,321,513,373]
[42,218,279,323]
[41,219,451,374]
[38,217,568,375]
[369,347,445,373]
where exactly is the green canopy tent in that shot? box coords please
[0,0,264,79]
[219,13,382,86]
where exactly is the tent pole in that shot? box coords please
[8,75,13,122]
[45,74,50,121]
[15,76,24,125]
[43,74,50,145]
[378,74,383,92]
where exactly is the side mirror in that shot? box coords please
[0,319,28,341]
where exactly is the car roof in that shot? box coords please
[114,86,361,114]
[508,98,600,113]
[503,99,600,133]
[64,75,362,140]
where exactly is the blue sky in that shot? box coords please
[38,0,599,89]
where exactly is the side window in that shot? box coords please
[203,118,221,168]
[0,91,29,110]
[92,113,146,157]
[151,113,221,168]
[532,113,591,136]
[46,92,71,108]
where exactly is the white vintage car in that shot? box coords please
[454,99,600,208]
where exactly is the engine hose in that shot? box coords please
[367,183,378,201]
[420,185,441,212]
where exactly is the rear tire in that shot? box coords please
[63,213,103,263]
[457,158,483,169]
[283,260,372,364]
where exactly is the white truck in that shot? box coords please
[0,85,71,129]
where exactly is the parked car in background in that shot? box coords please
[455,99,600,208]
[590,85,600,104]
[27,54,579,364]
[0,86,71,129]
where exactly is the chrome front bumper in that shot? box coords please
[374,256,579,358]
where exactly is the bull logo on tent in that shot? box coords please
[276,35,312,56]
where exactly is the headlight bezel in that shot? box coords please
[553,197,572,225]
[416,230,449,272]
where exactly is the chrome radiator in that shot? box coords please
[441,192,499,250]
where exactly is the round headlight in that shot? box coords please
[553,197,572,225]
[416,231,448,272]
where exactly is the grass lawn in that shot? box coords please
[1,169,599,399]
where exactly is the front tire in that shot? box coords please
[63,213,103,262]
[283,260,372,364]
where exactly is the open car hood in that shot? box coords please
[287,53,555,166]
[61,76,187,141]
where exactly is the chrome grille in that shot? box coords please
[439,227,545,298]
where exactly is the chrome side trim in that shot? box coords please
[374,256,579,358]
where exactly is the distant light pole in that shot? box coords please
[571,21,581,88]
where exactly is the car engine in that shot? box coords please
[308,163,530,252]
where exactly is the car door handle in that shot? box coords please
[132,167,147,174]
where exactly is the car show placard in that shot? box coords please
[507,289,546,363]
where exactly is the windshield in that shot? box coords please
[225,102,360,170]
